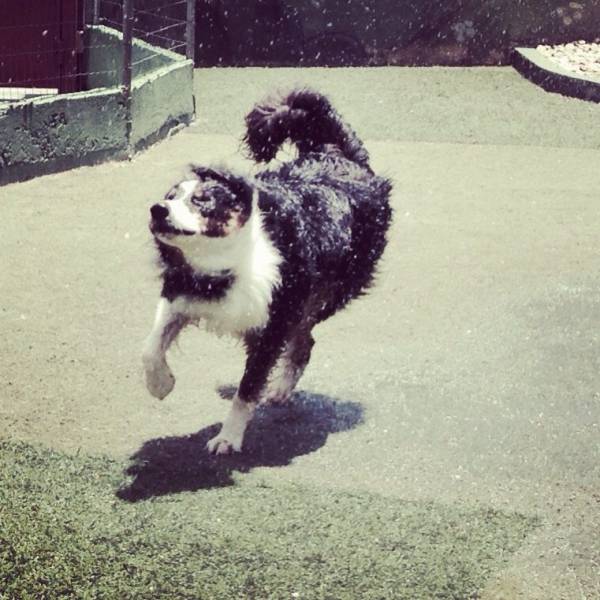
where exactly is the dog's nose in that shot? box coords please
[150,203,169,221]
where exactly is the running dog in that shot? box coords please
[143,88,392,454]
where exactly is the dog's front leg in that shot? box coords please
[206,393,257,455]
[207,300,303,455]
[142,298,187,399]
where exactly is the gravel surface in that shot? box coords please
[536,40,600,81]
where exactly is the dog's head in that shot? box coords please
[149,166,253,247]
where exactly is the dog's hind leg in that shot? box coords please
[264,328,315,404]
[142,298,188,400]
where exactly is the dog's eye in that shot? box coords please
[165,190,176,200]
[191,195,208,205]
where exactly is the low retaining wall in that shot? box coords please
[131,59,195,151]
[0,26,194,186]
[0,88,128,184]
[513,47,600,103]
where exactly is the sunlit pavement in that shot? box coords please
[1,67,598,598]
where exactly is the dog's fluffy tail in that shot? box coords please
[244,88,370,169]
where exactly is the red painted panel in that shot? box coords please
[0,0,83,93]
[59,0,84,92]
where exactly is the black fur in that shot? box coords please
[156,241,234,302]
[238,89,392,402]
[244,88,371,170]
[153,88,392,410]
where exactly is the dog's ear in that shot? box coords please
[189,164,253,204]
[188,165,229,183]
[226,174,253,205]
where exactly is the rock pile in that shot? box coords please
[536,41,600,81]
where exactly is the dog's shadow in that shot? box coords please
[117,389,363,502]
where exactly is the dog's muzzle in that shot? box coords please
[149,203,195,237]
[150,203,169,222]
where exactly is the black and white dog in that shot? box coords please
[143,89,392,454]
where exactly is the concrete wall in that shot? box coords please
[0,88,127,185]
[0,25,194,186]
[131,60,195,151]
[86,25,175,89]
[85,25,194,150]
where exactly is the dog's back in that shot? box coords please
[244,88,393,318]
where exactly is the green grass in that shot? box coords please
[0,440,538,599]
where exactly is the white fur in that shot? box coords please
[144,188,283,453]
[264,366,297,404]
[264,345,301,403]
[142,298,180,399]
[171,193,283,337]
[166,180,202,233]
[206,395,256,454]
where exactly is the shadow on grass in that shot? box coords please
[117,390,363,502]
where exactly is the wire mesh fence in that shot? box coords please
[96,0,190,55]
[0,0,195,104]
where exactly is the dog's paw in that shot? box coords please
[207,398,254,455]
[206,433,242,455]
[144,360,175,400]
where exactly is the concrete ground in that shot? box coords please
[1,67,599,598]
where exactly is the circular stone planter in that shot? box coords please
[513,46,600,103]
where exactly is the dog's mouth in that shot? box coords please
[150,220,230,240]
[149,221,196,238]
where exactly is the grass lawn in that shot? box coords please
[0,440,538,599]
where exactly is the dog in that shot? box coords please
[143,88,392,454]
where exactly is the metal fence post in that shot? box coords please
[186,0,196,64]
[92,0,99,25]
[122,0,133,154]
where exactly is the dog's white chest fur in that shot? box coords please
[172,210,282,336]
